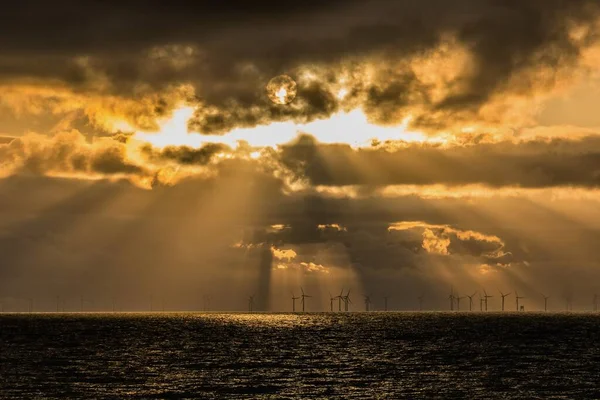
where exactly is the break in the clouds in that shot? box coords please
[2,0,600,134]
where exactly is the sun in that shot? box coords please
[266,75,297,105]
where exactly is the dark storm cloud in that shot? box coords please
[278,134,600,188]
[0,131,147,177]
[1,1,599,132]
[139,143,229,166]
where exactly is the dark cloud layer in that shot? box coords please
[1,1,599,133]
[4,130,600,189]
[279,134,600,188]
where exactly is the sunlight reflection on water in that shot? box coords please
[1,312,599,398]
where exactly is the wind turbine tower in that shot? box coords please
[383,295,390,311]
[466,292,477,311]
[328,292,338,312]
[499,291,511,312]
[300,287,311,312]
[456,295,466,311]
[248,295,255,312]
[343,289,352,312]
[542,294,550,312]
[364,295,372,312]
[291,292,300,312]
[515,291,525,311]
[483,290,493,311]
[448,287,455,311]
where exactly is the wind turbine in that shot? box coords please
[499,291,511,312]
[343,289,352,312]
[248,295,255,312]
[203,295,212,312]
[337,289,344,311]
[594,293,598,312]
[542,294,550,312]
[466,292,477,311]
[300,287,311,312]
[291,291,300,312]
[515,291,525,311]
[479,293,484,311]
[448,287,455,311]
[417,295,424,311]
[564,292,573,311]
[364,294,372,312]
[328,292,338,312]
[483,290,493,311]
[456,295,466,311]
[383,295,390,311]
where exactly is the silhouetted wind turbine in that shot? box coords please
[337,289,344,311]
[248,295,255,312]
[417,295,424,311]
[479,293,484,311]
[594,293,598,312]
[515,291,525,311]
[300,287,311,312]
[328,292,337,312]
[466,292,477,311]
[456,295,466,311]
[383,295,390,311]
[291,291,300,312]
[499,291,511,312]
[542,294,550,312]
[203,295,211,312]
[343,289,352,312]
[483,290,493,311]
[564,292,573,311]
[363,294,372,312]
[448,287,455,311]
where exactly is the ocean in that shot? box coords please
[1,312,599,399]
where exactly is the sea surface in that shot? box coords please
[1,312,599,399]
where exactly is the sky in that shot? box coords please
[2,0,600,312]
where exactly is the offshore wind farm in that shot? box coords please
[2,286,600,313]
